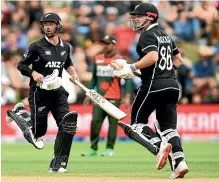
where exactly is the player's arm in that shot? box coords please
[171,39,183,69]
[130,33,158,70]
[133,51,158,69]
[173,53,183,69]
[65,44,79,83]
[111,33,159,79]
[17,43,44,83]
[67,66,79,82]
[17,43,37,77]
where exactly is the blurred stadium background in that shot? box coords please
[1,0,219,180]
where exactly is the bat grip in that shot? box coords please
[74,80,89,92]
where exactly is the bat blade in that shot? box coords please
[86,90,127,120]
[74,80,127,120]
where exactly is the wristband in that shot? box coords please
[173,65,178,70]
[130,63,137,71]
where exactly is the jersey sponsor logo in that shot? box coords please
[96,65,114,77]
[96,59,104,64]
[61,51,66,56]
[159,36,171,44]
[45,61,64,68]
[45,50,52,55]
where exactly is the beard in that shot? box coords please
[44,27,57,38]
[45,30,56,38]
[45,32,56,38]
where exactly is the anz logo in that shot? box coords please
[45,61,64,68]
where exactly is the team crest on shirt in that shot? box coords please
[38,106,46,112]
[61,51,66,56]
[45,50,52,55]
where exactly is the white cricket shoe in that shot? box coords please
[6,102,25,123]
[156,142,172,170]
[35,137,44,149]
[49,167,68,173]
[23,128,44,150]
[170,160,189,179]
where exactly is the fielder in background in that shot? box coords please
[6,13,79,173]
[112,3,189,179]
[81,36,133,157]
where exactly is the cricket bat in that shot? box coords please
[74,80,127,120]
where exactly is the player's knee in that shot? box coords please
[59,111,78,135]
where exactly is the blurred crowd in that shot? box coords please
[1,0,219,105]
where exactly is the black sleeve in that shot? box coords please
[171,39,179,56]
[138,33,158,54]
[17,43,37,77]
[64,43,74,70]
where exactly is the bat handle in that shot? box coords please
[74,80,89,92]
[134,70,141,77]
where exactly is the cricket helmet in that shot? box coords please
[40,12,63,33]
[129,3,159,31]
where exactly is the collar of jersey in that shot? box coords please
[44,36,64,47]
[147,23,158,31]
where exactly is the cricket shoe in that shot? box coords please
[49,157,68,173]
[49,167,68,173]
[170,160,189,179]
[35,137,44,149]
[101,149,115,156]
[156,142,172,170]
[23,127,44,150]
[81,148,97,156]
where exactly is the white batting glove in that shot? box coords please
[113,64,135,79]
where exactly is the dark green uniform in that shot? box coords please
[89,53,133,150]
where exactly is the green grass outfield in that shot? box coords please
[2,141,219,178]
